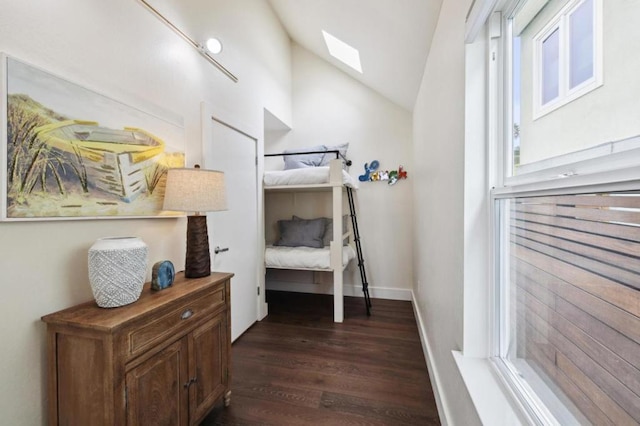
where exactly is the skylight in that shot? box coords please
[322,30,362,73]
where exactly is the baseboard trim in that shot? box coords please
[411,290,452,426]
[266,280,412,301]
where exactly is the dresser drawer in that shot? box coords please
[127,287,225,358]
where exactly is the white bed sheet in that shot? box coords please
[264,167,359,189]
[265,245,356,270]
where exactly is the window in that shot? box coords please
[569,0,595,89]
[505,0,640,185]
[540,27,560,105]
[494,192,640,425]
[491,0,640,424]
[532,0,601,119]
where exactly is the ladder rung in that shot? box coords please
[348,188,371,315]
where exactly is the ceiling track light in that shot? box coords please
[138,0,237,83]
[205,38,223,55]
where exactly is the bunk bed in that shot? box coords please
[263,150,370,322]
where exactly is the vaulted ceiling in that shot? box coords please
[268,0,443,111]
[143,0,443,112]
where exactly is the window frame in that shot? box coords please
[489,0,640,424]
[503,0,640,189]
[531,0,603,120]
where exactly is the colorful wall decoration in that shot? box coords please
[358,160,408,185]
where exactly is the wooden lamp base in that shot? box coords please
[185,215,211,278]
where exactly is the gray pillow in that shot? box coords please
[274,217,326,248]
[323,215,350,246]
[283,145,326,170]
[319,143,349,166]
[293,215,349,246]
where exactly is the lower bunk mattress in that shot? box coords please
[265,245,356,271]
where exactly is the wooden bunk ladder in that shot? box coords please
[346,187,372,315]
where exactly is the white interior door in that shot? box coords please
[204,116,258,342]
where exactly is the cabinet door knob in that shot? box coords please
[181,309,193,320]
[183,377,197,388]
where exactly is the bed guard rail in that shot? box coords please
[264,149,352,167]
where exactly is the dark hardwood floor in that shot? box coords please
[201,291,440,425]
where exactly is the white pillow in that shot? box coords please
[283,145,326,170]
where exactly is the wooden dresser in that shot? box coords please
[42,271,233,426]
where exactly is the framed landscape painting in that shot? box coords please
[1,54,185,220]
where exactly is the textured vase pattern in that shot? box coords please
[88,237,148,308]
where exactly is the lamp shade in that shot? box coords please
[163,168,227,213]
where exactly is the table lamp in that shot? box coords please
[163,165,227,278]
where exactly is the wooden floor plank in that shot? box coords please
[230,377,323,409]
[319,391,440,425]
[204,393,392,426]
[232,344,430,386]
[201,291,439,425]
[234,360,433,410]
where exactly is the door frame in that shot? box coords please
[200,101,267,326]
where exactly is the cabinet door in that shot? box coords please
[188,313,228,425]
[125,338,189,426]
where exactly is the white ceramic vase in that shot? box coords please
[88,237,148,308]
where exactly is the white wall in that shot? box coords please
[0,1,291,424]
[519,1,640,164]
[265,43,414,301]
[413,0,483,424]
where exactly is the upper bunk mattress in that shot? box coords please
[264,167,359,189]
